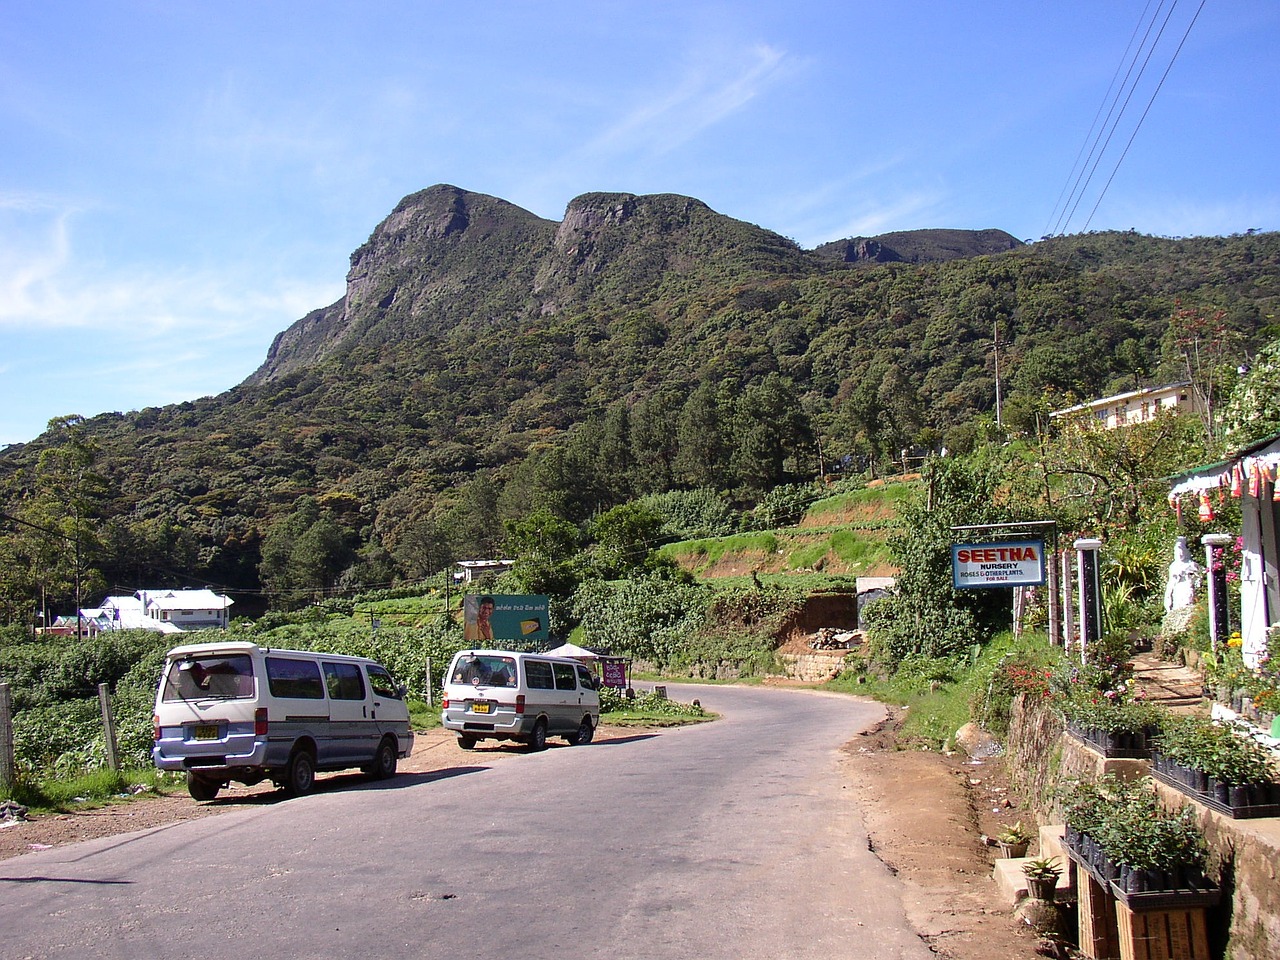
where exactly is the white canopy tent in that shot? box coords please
[544,642,604,660]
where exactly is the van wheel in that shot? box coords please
[526,719,548,752]
[366,737,397,780]
[284,748,316,797]
[457,735,477,750]
[567,717,594,746]
[186,772,220,801]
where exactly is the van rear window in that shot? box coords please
[162,654,254,701]
[265,657,325,699]
[451,655,517,687]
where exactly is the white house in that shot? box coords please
[77,588,233,633]
[139,589,234,630]
[455,559,516,583]
[1169,430,1280,668]
[1050,382,1200,429]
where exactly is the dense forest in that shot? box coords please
[1,185,1277,622]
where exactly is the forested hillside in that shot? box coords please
[1,184,1277,619]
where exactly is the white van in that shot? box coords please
[152,641,414,801]
[441,649,600,750]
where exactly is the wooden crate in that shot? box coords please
[1115,902,1210,960]
[1079,871,1122,960]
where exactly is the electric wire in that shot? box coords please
[1052,1,1175,237]
[1060,1,1181,235]
[1043,0,1161,238]
[1081,0,1207,232]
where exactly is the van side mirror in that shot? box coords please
[397,684,408,699]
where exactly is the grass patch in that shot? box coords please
[600,688,714,726]
[660,531,778,568]
[408,698,441,731]
[2,766,183,814]
[824,636,1038,750]
[829,529,894,568]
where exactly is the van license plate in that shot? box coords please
[193,725,219,740]
[472,702,491,714]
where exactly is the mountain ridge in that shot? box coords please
[2,183,1276,606]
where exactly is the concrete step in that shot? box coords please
[991,824,1075,905]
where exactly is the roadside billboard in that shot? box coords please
[951,539,1046,590]
[463,594,549,644]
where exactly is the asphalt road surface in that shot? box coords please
[0,684,937,960]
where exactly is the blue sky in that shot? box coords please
[3,1,1277,446]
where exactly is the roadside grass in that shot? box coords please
[824,631,1035,749]
[600,688,714,727]
[408,698,441,730]
[2,766,182,815]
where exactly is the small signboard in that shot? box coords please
[601,659,629,689]
[951,539,1046,590]
[463,594,549,644]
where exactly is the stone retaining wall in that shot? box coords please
[1007,695,1280,960]
[777,651,848,682]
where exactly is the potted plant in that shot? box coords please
[1061,691,1162,758]
[1022,857,1062,901]
[1152,714,1280,815]
[1058,776,1213,900]
[995,821,1033,859]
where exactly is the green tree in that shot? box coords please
[1043,412,1208,529]
[863,456,1019,665]
[588,502,664,578]
[1220,336,1280,447]
[673,381,728,489]
[503,508,583,600]
[259,496,357,606]
[730,374,812,495]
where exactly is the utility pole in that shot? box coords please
[993,320,1003,428]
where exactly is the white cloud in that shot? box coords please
[585,43,792,159]
[0,200,340,337]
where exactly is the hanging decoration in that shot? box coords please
[1198,490,1215,522]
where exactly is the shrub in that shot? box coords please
[1156,715,1278,785]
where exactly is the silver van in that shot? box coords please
[441,649,600,750]
[152,641,414,800]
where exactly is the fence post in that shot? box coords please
[98,683,120,772]
[0,683,14,792]
[424,657,433,708]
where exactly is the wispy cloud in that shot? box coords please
[584,43,792,159]
[766,164,944,249]
[0,201,339,336]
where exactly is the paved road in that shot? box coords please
[0,684,935,960]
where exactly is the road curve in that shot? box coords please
[0,684,935,960]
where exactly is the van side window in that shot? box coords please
[265,657,325,699]
[366,664,402,699]
[553,662,578,691]
[323,661,366,701]
[575,664,596,690]
[525,660,554,690]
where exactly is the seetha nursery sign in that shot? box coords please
[951,539,1046,590]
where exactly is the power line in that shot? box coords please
[1082,0,1207,232]
[1044,0,1161,237]
[1053,1,1176,237]
[1047,0,1202,237]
